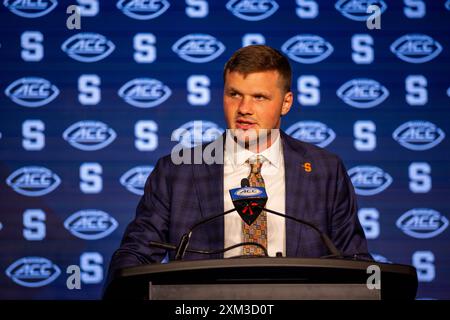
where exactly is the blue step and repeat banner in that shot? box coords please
[0,0,449,299]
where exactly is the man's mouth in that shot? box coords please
[235,118,257,130]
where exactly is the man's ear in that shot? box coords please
[281,91,293,116]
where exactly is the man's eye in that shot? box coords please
[255,95,266,100]
[230,92,240,97]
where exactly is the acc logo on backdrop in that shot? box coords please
[118,78,171,108]
[335,0,387,21]
[392,121,445,151]
[172,34,225,63]
[5,257,61,288]
[64,210,118,240]
[3,0,58,18]
[172,121,224,148]
[286,121,336,148]
[281,35,333,64]
[120,166,154,196]
[226,0,279,21]
[61,33,115,63]
[337,79,389,108]
[390,34,442,64]
[348,166,392,196]
[396,209,449,239]
[5,77,59,107]
[6,166,61,197]
[116,0,170,20]
[63,121,117,151]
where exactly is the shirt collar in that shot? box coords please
[225,130,282,169]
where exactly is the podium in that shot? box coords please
[103,258,417,300]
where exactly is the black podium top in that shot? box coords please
[104,257,417,300]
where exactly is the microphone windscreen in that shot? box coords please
[229,186,267,225]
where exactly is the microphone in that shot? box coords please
[241,178,249,187]
[229,180,268,226]
[229,179,342,258]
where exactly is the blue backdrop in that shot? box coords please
[0,0,449,299]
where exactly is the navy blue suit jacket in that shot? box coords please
[107,131,370,278]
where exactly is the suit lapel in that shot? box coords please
[281,132,310,257]
[192,137,225,258]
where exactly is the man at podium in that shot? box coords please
[107,45,371,279]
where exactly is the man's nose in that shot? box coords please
[237,96,253,115]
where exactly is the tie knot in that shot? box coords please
[247,155,265,175]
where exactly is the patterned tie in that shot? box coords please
[242,155,267,256]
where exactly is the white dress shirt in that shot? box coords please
[223,131,286,257]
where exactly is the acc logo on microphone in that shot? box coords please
[234,187,263,197]
[61,33,115,63]
[64,210,118,240]
[120,166,154,196]
[3,0,57,18]
[172,34,225,63]
[172,120,224,148]
[5,77,59,107]
[5,257,61,288]
[286,121,336,148]
[348,166,392,196]
[118,78,172,108]
[6,166,61,197]
[63,121,117,151]
[390,34,442,64]
[226,0,279,21]
[335,0,387,21]
[392,121,445,151]
[116,0,170,20]
[337,79,389,109]
[396,209,449,239]
[281,35,333,64]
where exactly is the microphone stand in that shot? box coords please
[150,241,269,258]
[174,208,236,260]
[263,208,342,258]
[170,206,342,260]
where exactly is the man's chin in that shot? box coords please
[228,128,279,150]
[232,127,257,139]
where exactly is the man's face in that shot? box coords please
[223,70,293,146]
